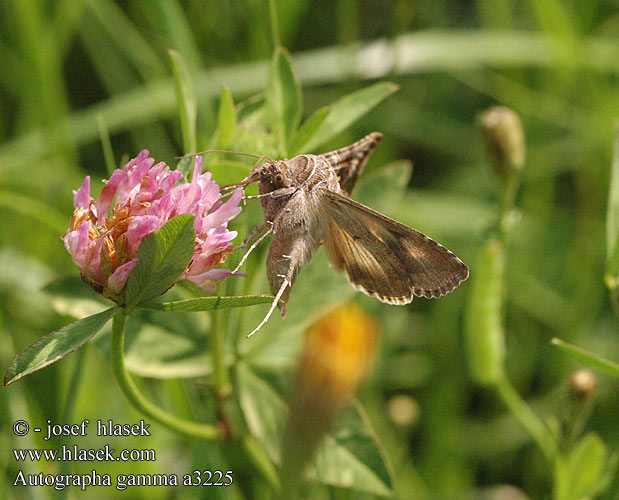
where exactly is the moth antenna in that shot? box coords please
[177,149,274,164]
[232,225,273,274]
[247,278,289,337]
[221,176,259,191]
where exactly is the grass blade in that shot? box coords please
[551,338,619,378]
[605,122,619,309]
[216,86,236,149]
[96,114,117,176]
[169,49,197,154]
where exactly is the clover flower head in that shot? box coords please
[62,151,242,300]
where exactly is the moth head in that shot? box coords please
[258,162,290,190]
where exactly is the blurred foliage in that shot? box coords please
[1,0,618,499]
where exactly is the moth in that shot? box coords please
[224,132,469,336]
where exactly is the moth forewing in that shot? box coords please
[321,189,469,302]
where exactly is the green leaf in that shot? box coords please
[289,105,331,156]
[293,82,399,154]
[216,85,236,149]
[4,308,115,386]
[122,309,212,379]
[236,364,393,495]
[140,295,275,312]
[266,47,302,155]
[464,238,506,386]
[124,215,196,309]
[605,122,619,303]
[169,49,197,154]
[308,401,393,495]
[551,338,619,377]
[554,433,607,500]
[205,160,253,188]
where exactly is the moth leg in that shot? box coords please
[232,222,273,274]
[247,277,289,337]
[235,221,269,250]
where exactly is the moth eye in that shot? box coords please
[275,174,283,184]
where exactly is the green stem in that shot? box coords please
[241,435,281,492]
[609,286,619,318]
[495,378,554,461]
[111,307,222,440]
[61,348,86,424]
[211,309,231,398]
[498,173,520,240]
[264,0,281,50]
[56,348,86,500]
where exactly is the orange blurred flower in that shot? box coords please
[280,303,378,489]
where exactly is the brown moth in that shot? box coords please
[226,132,469,336]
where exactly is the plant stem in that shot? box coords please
[56,348,86,500]
[61,348,86,424]
[111,307,222,440]
[498,174,520,241]
[211,308,231,398]
[495,377,554,461]
[495,185,554,458]
[241,435,281,492]
[264,0,281,50]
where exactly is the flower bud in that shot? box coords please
[280,303,378,488]
[569,369,597,402]
[478,106,525,179]
[387,395,420,428]
[562,369,598,445]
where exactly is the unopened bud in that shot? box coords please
[569,369,597,401]
[387,395,420,428]
[478,106,525,179]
